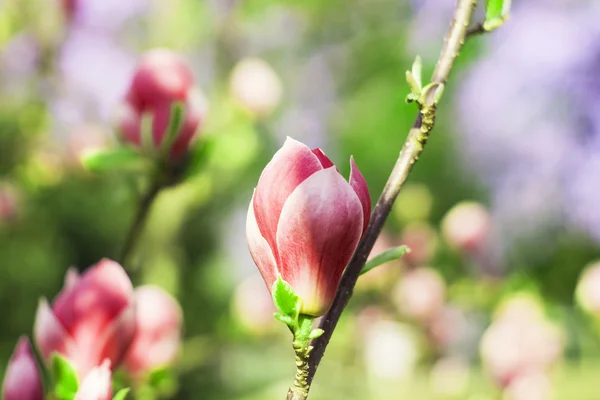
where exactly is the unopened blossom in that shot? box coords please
[118,49,208,158]
[429,357,470,398]
[124,286,182,378]
[575,261,600,315]
[480,297,564,387]
[399,222,438,266]
[232,277,276,335]
[75,360,112,400]
[247,137,371,316]
[391,267,446,323]
[363,320,420,381]
[34,259,136,379]
[441,201,492,253]
[230,58,282,117]
[503,371,552,400]
[2,337,44,400]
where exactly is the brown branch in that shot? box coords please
[304,0,479,390]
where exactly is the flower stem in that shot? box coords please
[119,176,164,269]
[305,0,481,391]
[286,316,314,400]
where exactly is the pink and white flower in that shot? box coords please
[123,285,182,378]
[34,259,136,379]
[247,137,371,316]
[2,337,44,400]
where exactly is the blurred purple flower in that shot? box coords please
[66,0,149,32]
[456,1,600,243]
[51,28,136,136]
[0,34,39,99]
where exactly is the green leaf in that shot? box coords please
[113,388,130,400]
[272,276,300,321]
[484,0,511,31]
[51,354,79,400]
[160,102,186,154]
[361,245,410,276]
[183,137,214,179]
[81,147,145,173]
[411,56,423,89]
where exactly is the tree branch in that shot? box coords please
[305,0,479,389]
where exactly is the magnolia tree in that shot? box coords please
[1,0,529,399]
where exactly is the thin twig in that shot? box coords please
[305,0,479,389]
[119,178,164,268]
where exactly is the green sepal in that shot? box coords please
[361,245,410,276]
[160,102,186,155]
[308,328,324,340]
[113,388,130,400]
[81,147,146,173]
[272,275,301,322]
[406,71,421,96]
[420,82,445,106]
[274,312,295,327]
[411,56,423,89]
[51,353,79,400]
[483,0,511,31]
[140,112,155,152]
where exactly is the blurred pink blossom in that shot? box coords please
[124,286,183,378]
[231,276,276,335]
[2,337,44,400]
[34,259,136,379]
[75,360,112,400]
[480,296,564,387]
[391,267,446,323]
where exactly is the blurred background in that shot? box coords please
[2,0,600,399]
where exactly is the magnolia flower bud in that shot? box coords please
[441,201,491,253]
[363,320,420,381]
[34,259,136,379]
[123,286,182,378]
[480,297,563,387]
[399,222,438,266]
[502,371,552,400]
[247,137,371,316]
[231,277,276,335]
[576,261,600,315]
[229,58,282,117]
[2,337,44,400]
[75,360,112,400]
[391,267,446,323]
[118,49,208,158]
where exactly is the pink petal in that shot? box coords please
[94,299,137,375]
[276,167,364,316]
[64,267,80,290]
[311,148,334,168]
[246,193,278,290]
[75,359,112,400]
[349,156,371,235]
[253,137,323,262]
[2,337,44,400]
[52,259,134,348]
[33,299,77,364]
[124,286,182,378]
